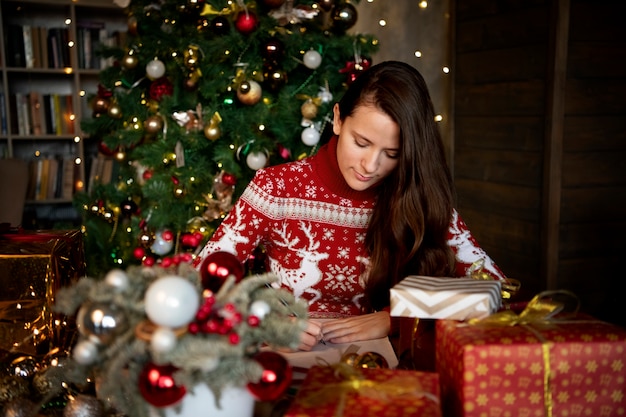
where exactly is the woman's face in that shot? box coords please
[333,103,400,191]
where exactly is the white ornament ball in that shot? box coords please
[301,126,321,146]
[246,151,268,170]
[151,326,177,353]
[303,50,322,69]
[318,88,333,104]
[144,276,200,328]
[146,59,166,80]
[150,231,174,256]
[249,300,271,319]
[104,269,129,290]
[73,340,99,365]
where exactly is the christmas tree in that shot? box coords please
[76,0,378,276]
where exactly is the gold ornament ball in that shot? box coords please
[115,149,126,162]
[204,122,221,141]
[174,185,186,198]
[144,115,164,135]
[139,231,155,248]
[146,99,160,113]
[354,352,389,369]
[122,53,139,69]
[162,152,177,166]
[128,15,139,36]
[340,352,360,367]
[107,103,122,119]
[237,80,262,106]
[92,97,109,114]
[184,45,201,70]
[301,101,318,119]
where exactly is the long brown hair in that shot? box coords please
[336,61,456,311]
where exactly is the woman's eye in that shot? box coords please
[386,152,399,159]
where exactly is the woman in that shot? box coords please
[195,61,506,351]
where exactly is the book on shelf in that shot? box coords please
[88,154,116,193]
[28,92,45,135]
[39,27,49,69]
[23,25,35,68]
[26,156,76,201]
[6,24,26,67]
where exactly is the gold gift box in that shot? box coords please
[0,230,85,355]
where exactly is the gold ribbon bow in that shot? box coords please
[468,259,522,300]
[295,94,323,107]
[298,363,439,417]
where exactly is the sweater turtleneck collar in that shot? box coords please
[311,135,379,202]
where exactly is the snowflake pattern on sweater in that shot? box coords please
[195,137,507,318]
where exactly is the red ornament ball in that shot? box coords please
[247,351,292,401]
[200,251,245,293]
[149,78,174,101]
[133,247,146,260]
[97,141,117,157]
[138,362,187,407]
[222,172,237,186]
[235,11,258,35]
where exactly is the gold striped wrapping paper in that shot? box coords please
[389,275,502,321]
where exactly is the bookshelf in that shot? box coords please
[0,0,126,228]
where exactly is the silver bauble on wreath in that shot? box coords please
[77,301,129,345]
[63,395,105,417]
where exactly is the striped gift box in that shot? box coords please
[390,276,502,321]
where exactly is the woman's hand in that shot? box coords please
[297,319,324,351]
[320,311,390,344]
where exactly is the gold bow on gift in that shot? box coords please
[469,289,580,326]
[468,259,522,300]
[298,363,439,417]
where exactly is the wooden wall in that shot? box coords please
[453,0,626,326]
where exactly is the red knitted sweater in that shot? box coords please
[195,136,506,317]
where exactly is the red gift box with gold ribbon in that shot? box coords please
[285,365,441,417]
[0,230,85,356]
[435,292,626,417]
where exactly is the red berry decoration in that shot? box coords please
[138,362,187,407]
[247,351,292,401]
[235,11,258,35]
[200,251,245,293]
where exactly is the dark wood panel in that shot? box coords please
[564,79,626,115]
[456,45,547,84]
[562,150,626,187]
[455,179,541,221]
[563,115,626,151]
[559,222,626,258]
[560,186,626,223]
[458,207,541,257]
[455,116,544,151]
[456,0,548,21]
[557,256,624,326]
[456,149,542,187]
[568,43,626,78]
[569,0,626,42]
[456,80,546,116]
[456,6,549,52]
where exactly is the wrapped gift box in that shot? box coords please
[390,275,502,321]
[0,230,84,355]
[436,318,626,417]
[284,365,441,417]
